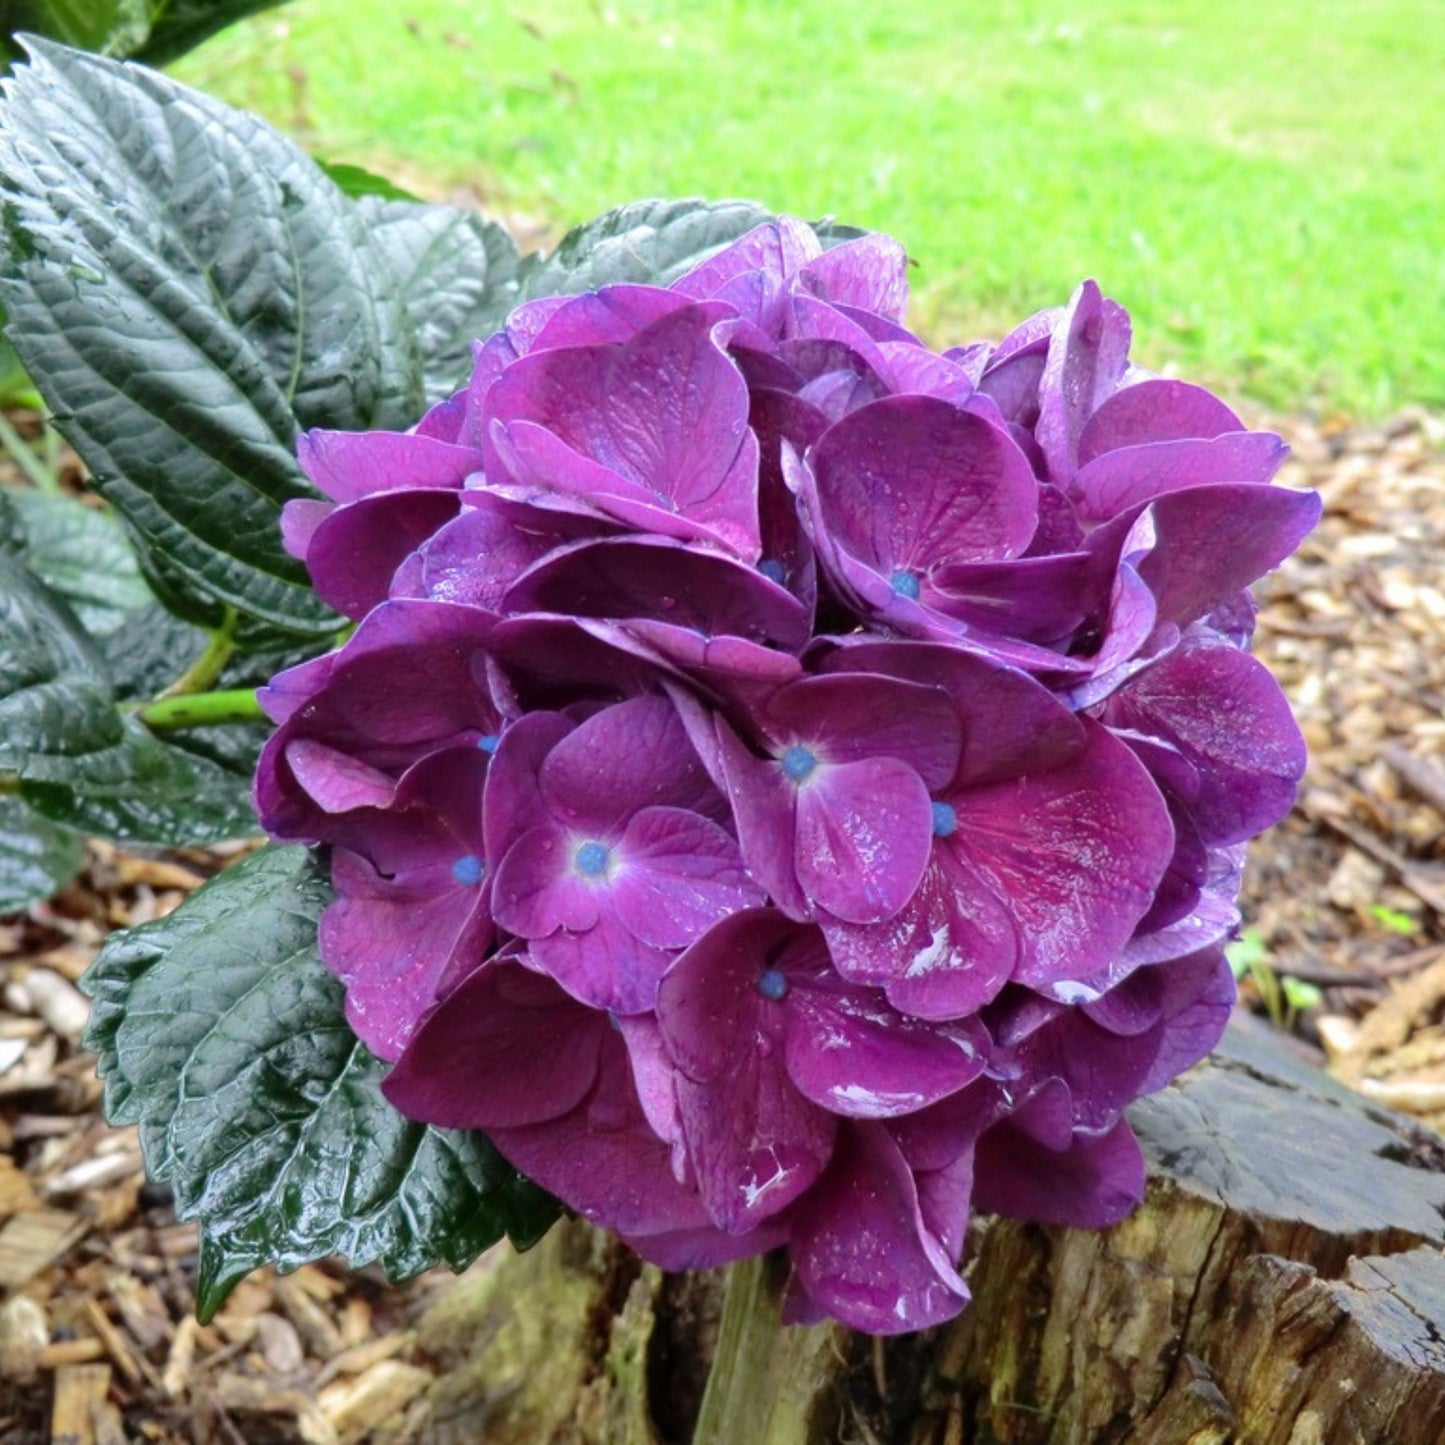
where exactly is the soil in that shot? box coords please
[1,408,1443,1444]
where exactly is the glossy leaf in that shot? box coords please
[82,846,557,1320]
[0,552,262,843]
[0,793,82,909]
[517,197,776,300]
[0,487,149,636]
[0,41,419,634]
[359,195,528,401]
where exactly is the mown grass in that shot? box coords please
[178,0,1444,417]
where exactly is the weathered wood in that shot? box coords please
[415,1022,1445,1443]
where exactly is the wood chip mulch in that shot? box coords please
[1,409,1442,1443]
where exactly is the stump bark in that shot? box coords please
[412,1021,1445,1444]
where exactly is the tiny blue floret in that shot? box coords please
[757,967,789,1001]
[477,734,501,754]
[930,801,958,838]
[780,744,818,783]
[575,840,611,877]
[758,558,787,585]
[451,854,485,886]
[889,569,921,600]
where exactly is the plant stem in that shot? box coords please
[692,1253,844,1444]
[159,608,238,699]
[135,688,266,731]
[0,407,61,494]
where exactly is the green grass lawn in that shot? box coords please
[178,0,1444,418]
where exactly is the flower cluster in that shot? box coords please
[255,216,1318,1333]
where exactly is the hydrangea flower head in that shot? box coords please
[257,215,1319,1334]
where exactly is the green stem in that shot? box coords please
[0,407,61,494]
[159,607,238,699]
[692,1253,844,1444]
[135,688,266,731]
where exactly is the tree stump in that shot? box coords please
[413,1021,1445,1444]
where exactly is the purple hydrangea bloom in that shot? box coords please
[256,214,1319,1334]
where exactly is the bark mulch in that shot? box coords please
[1,409,1442,1443]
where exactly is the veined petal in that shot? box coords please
[794,756,933,924]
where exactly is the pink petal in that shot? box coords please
[614,806,764,950]
[794,756,933,924]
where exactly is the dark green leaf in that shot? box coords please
[0,547,129,781]
[0,40,421,635]
[82,846,557,1318]
[517,197,774,300]
[0,552,261,844]
[0,793,82,909]
[100,601,210,702]
[319,160,419,204]
[132,0,293,69]
[359,196,528,402]
[0,486,149,635]
[20,713,260,845]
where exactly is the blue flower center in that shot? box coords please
[890,569,921,600]
[780,745,818,783]
[930,801,958,838]
[756,967,789,1001]
[574,840,612,877]
[477,733,501,754]
[451,854,485,887]
[757,558,787,585]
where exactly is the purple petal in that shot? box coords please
[822,849,1019,1019]
[531,903,674,1014]
[1133,483,1322,628]
[814,638,1085,787]
[613,807,764,949]
[528,284,695,351]
[943,720,1174,987]
[782,967,988,1117]
[284,739,397,814]
[322,846,491,1060]
[1078,378,1247,461]
[482,711,572,875]
[973,1098,1145,1229]
[1035,279,1133,483]
[794,755,933,924]
[797,233,909,321]
[484,304,761,557]
[489,1027,715,1238]
[786,1122,968,1334]
[1070,432,1288,522]
[1104,640,1305,844]
[298,429,484,504]
[382,961,602,1128]
[672,217,821,306]
[809,395,1038,575]
[675,1044,836,1231]
[539,695,720,835]
[503,536,810,652]
[304,489,460,619]
[398,495,609,609]
[714,722,812,920]
[491,823,601,937]
[760,673,962,789]
[656,912,837,1230]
